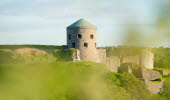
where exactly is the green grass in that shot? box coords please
[148,81,161,83]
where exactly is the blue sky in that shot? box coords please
[0,0,168,47]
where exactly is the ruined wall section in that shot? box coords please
[118,63,162,80]
[106,56,120,72]
[70,49,80,61]
[145,80,163,94]
[141,68,162,81]
[97,49,106,63]
[123,55,140,65]
[118,63,143,79]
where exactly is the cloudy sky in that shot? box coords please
[0,0,167,47]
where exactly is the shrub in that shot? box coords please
[159,78,170,99]
[13,48,56,63]
[105,72,152,100]
[14,48,48,56]
[0,49,13,63]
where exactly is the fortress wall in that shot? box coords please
[145,80,163,94]
[118,63,143,79]
[66,49,80,61]
[118,63,162,81]
[118,64,132,73]
[106,56,120,72]
[123,55,140,65]
[97,49,106,63]
[141,68,162,81]
[140,49,154,69]
[70,50,80,61]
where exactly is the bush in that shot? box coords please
[105,72,152,100]
[13,48,56,63]
[0,49,13,63]
[159,78,170,99]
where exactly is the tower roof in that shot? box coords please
[67,18,96,28]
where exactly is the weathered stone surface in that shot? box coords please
[141,68,162,81]
[106,56,120,72]
[98,49,106,63]
[118,63,143,79]
[139,49,154,69]
[145,80,163,94]
[67,27,100,62]
[69,49,80,61]
[122,49,154,69]
[118,63,162,80]
[123,55,140,65]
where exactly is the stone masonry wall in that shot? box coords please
[70,49,80,61]
[106,56,120,72]
[97,49,106,63]
[123,55,140,65]
[145,80,163,94]
[67,27,99,62]
[141,68,162,81]
[140,49,154,69]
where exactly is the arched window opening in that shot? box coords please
[72,43,75,48]
[68,34,71,40]
[84,43,88,47]
[78,34,82,39]
[90,34,94,39]
[95,43,97,47]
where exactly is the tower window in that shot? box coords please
[84,43,88,47]
[95,43,96,47]
[78,34,82,39]
[90,34,94,39]
[72,43,75,48]
[68,34,71,40]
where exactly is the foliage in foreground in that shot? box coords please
[0,62,153,100]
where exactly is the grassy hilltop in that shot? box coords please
[0,45,170,100]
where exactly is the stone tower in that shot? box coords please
[67,19,99,62]
[139,49,154,69]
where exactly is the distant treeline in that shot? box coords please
[154,47,170,69]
